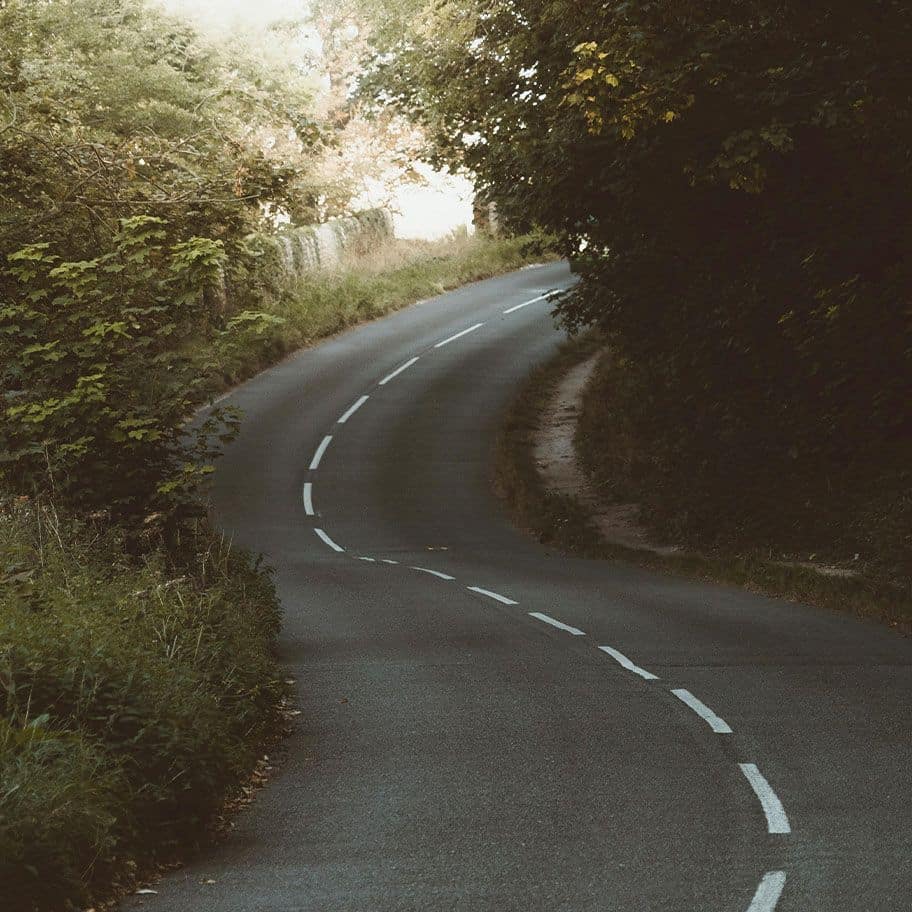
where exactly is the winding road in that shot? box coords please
[127,262,912,912]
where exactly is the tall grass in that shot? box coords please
[0,503,283,910]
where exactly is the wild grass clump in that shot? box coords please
[0,503,283,911]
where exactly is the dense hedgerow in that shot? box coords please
[0,504,283,911]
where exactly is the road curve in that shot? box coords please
[126,263,912,912]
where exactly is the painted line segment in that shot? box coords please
[739,764,791,834]
[302,482,315,516]
[598,645,659,680]
[314,528,344,553]
[467,586,518,605]
[357,556,376,562]
[529,612,586,636]
[434,322,484,348]
[309,435,332,470]
[379,357,419,385]
[671,688,733,734]
[503,290,554,314]
[381,559,399,564]
[411,567,456,581]
[746,872,787,912]
[338,395,369,424]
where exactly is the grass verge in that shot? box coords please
[0,503,285,911]
[206,231,556,395]
[495,335,912,635]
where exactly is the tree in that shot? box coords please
[363,0,912,543]
[0,0,325,518]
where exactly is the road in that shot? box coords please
[126,262,912,912]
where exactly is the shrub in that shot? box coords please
[370,0,912,562]
[0,218,238,521]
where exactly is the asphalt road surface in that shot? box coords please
[125,262,912,912]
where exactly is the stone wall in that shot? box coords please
[267,209,394,276]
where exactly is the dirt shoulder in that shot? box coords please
[534,352,679,557]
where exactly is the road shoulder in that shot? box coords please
[495,334,912,634]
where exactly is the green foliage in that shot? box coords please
[0,719,125,911]
[366,0,912,554]
[0,0,321,260]
[498,337,912,634]
[1,217,239,518]
[0,503,283,910]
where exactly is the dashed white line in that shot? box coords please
[503,290,554,314]
[434,322,484,348]
[381,559,399,564]
[529,612,586,636]
[357,556,376,562]
[309,435,332,470]
[302,482,314,516]
[746,871,787,912]
[411,567,456,581]
[598,646,659,680]
[739,764,791,834]
[467,586,518,605]
[314,528,344,552]
[338,394,369,424]
[379,357,419,385]
[671,689,733,734]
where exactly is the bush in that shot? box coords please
[0,218,241,521]
[0,504,283,911]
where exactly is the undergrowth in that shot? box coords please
[576,350,912,594]
[0,503,284,911]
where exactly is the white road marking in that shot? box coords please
[671,689,733,734]
[302,482,315,516]
[309,435,332,470]
[381,559,399,564]
[467,586,518,605]
[411,567,456,580]
[434,322,484,348]
[598,645,659,680]
[314,528,344,552]
[503,290,554,314]
[357,556,376,562]
[338,395,369,424]
[746,872,787,912]
[529,612,586,636]
[739,764,791,834]
[379,356,419,385]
